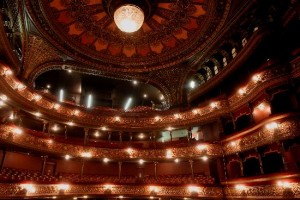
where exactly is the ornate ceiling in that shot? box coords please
[24,0,230,73]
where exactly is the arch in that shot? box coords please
[227,160,242,178]
[235,114,252,131]
[243,157,261,177]
[262,152,284,174]
[270,91,294,114]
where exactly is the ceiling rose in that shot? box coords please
[114,4,144,33]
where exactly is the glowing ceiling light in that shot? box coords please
[210,102,218,109]
[5,69,13,76]
[174,158,179,163]
[0,100,4,107]
[73,109,80,116]
[166,149,173,158]
[235,184,247,191]
[103,157,109,163]
[230,141,236,146]
[139,159,144,165]
[149,186,159,193]
[13,127,23,135]
[115,116,121,122]
[154,116,161,121]
[52,125,59,132]
[188,186,200,193]
[126,148,133,154]
[57,183,70,190]
[0,95,7,101]
[59,89,64,102]
[257,103,266,110]
[33,94,42,101]
[65,155,71,160]
[265,122,279,130]
[21,183,36,193]
[94,131,100,137]
[34,112,41,117]
[87,94,92,108]
[119,195,124,199]
[143,94,148,98]
[53,103,60,110]
[9,112,14,120]
[201,156,208,161]
[160,95,165,100]
[124,97,132,111]
[133,80,138,85]
[167,127,173,131]
[17,83,26,90]
[197,144,207,151]
[252,74,261,83]
[46,84,51,89]
[114,4,144,33]
[68,69,72,73]
[192,109,199,115]
[189,80,196,89]
[67,121,74,126]
[238,88,246,95]
[101,126,107,131]
[104,184,113,190]
[81,152,92,158]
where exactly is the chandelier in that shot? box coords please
[114,4,144,33]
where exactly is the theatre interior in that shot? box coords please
[0,0,300,199]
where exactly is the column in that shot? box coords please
[64,125,67,139]
[118,161,122,179]
[236,153,244,177]
[230,113,236,131]
[247,102,255,124]
[42,121,48,133]
[119,131,123,144]
[108,132,112,143]
[154,162,158,179]
[129,132,133,145]
[169,131,173,142]
[279,141,288,171]
[187,128,192,142]
[255,148,264,175]
[189,160,194,178]
[153,132,157,148]
[84,128,89,145]
[80,159,85,178]
[41,156,48,176]
[0,149,6,172]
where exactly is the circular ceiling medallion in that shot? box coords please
[26,0,231,72]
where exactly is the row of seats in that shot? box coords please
[0,168,214,185]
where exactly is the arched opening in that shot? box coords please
[262,152,284,174]
[243,157,261,177]
[235,114,252,131]
[227,161,242,178]
[271,91,294,114]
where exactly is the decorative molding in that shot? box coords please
[0,114,299,158]
[0,184,223,198]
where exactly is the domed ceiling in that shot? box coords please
[25,0,231,73]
